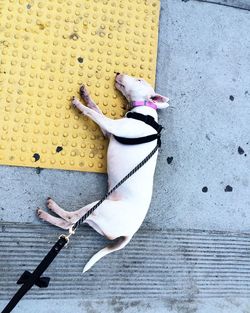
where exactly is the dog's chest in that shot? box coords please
[107,136,158,203]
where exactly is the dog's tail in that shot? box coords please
[83,235,132,273]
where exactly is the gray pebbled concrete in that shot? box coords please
[1,0,250,312]
[152,0,250,232]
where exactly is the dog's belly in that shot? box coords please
[86,199,149,239]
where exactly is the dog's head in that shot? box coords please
[115,73,169,109]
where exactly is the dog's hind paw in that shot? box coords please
[46,197,55,210]
[36,208,45,220]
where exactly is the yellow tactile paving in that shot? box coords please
[0,0,160,173]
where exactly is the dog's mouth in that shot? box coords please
[115,74,126,88]
[115,80,125,89]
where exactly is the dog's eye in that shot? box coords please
[138,79,142,82]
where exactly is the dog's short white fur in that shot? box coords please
[37,74,169,273]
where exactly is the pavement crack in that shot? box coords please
[189,0,250,12]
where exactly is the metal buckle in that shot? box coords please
[59,226,75,246]
[158,125,164,133]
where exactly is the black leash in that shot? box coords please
[1,112,163,313]
[1,236,68,313]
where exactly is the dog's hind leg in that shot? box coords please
[37,208,72,230]
[46,197,77,223]
[47,197,66,216]
[39,200,104,230]
[37,198,96,229]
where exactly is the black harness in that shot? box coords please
[113,111,163,147]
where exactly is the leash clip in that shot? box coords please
[59,226,75,245]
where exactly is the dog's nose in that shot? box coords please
[116,72,120,76]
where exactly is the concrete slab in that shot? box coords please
[1,298,250,313]
[153,0,250,232]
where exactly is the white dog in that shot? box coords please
[37,73,169,272]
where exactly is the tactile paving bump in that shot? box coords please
[0,0,160,173]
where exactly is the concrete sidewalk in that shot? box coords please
[1,0,250,312]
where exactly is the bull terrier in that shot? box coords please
[37,73,169,272]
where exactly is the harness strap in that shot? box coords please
[126,112,163,132]
[113,133,161,146]
[113,112,163,146]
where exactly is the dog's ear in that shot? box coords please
[150,94,169,109]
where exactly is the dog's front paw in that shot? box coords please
[71,96,85,113]
[80,85,89,100]
[71,96,77,108]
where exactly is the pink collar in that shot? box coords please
[130,100,157,110]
